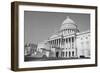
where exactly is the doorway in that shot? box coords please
[56,52,59,58]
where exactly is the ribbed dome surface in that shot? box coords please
[60,16,76,30]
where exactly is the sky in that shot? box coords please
[24,11,90,44]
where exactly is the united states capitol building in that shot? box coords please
[25,16,90,59]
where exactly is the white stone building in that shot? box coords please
[38,16,90,58]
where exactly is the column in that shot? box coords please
[70,37,72,57]
[54,40,55,46]
[65,38,67,49]
[69,37,71,58]
[56,39,58,47]
[68,38,69,50]
[57,39,59,47]
[68,37,71,57]
[64,38,66,58]
[58,39,60,47]
[66,29,68,34]
[69,38,70,49]
[66,38,68,58]
[56,39,57,46]
[58,39,59,46]
[53,40,54,47]
[72,37,75,57]
[59,38,62,57]
[75,36,77,57]
[71,37,73,49]
[74,37,76,57]
[56,39,57,47]
[60,38,61,48]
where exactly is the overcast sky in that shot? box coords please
[24,11,90,44]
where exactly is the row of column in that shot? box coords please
[55,50,75,58]
[60,51,75,57]
[49,37,76,50]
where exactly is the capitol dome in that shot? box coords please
[60,16,77,30]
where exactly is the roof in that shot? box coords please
[60,16,77,30]
[62,16,75,24]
